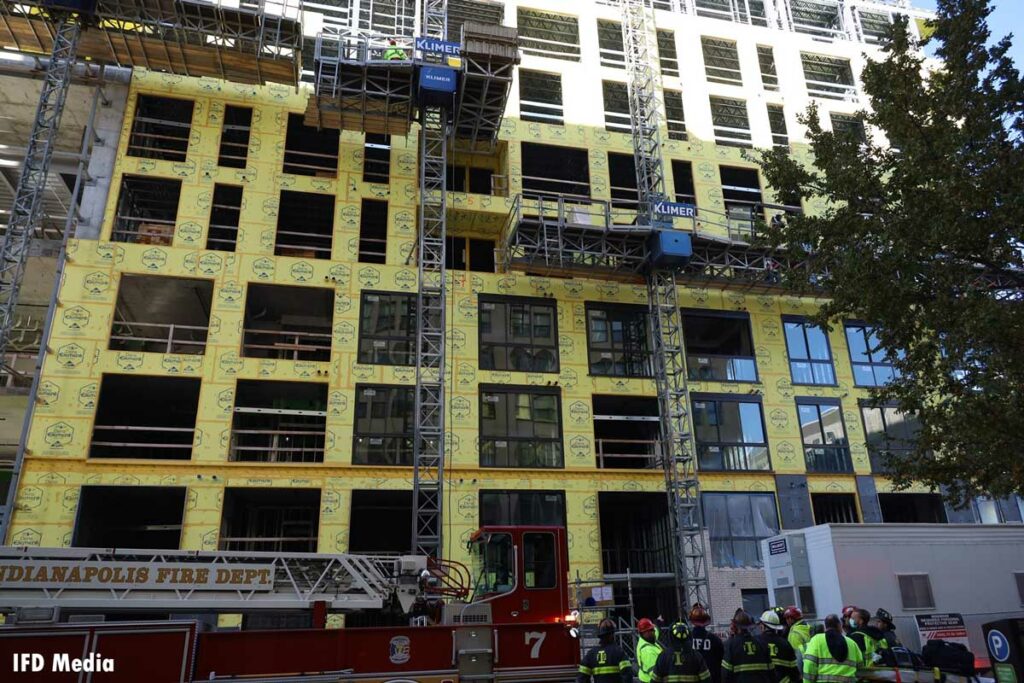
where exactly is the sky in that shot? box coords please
[914,0,1024,68]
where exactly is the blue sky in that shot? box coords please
[914,0,1024,67]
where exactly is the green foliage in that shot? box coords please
[757,0,1024,507]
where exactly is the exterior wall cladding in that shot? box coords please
[8,0,974,625]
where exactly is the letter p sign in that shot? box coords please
[988,629,1011,663]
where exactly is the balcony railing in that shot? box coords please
[230,408,327,463]
[804,445,854,473]
[110,320,209,355]
[687,354,757,382]
[90,425,194,459]
[698,444,770,471]
[241,328,332,361]
[595,438,660,469]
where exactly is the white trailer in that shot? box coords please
[761,523,1024,665]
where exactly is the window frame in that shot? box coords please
[702,492,781,569]
[896,573,935,610]
[783,315,838,386]
[682,308,758,383]
[584,303,652,378]
[523,531,558,590]
[796,396,853,473]
[692,393,771,472]
[844,322,899,387]
[478,385,564,469]
[357,291,418,367]
[352,384,415,467]
[479,490,567,527]
[478,295,559,374]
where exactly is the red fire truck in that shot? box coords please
[0,526,582,682]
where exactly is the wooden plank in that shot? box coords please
[0,15,298,85]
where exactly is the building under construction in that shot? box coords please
[0,0,1020,632]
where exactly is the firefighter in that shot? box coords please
[840,606,857,635]
[847,608,887,666]
[759,610,800,683]
[721,611,775,683]
[579,619,633,683]
[637,617,664,683]
[690,604,725,683]
[803,615,863,683]
[383,39,406,60]
[873,608,900,648]
[652,622,711,683]
[783,607,810,656]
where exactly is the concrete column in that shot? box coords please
[855,475,882,523]
[76,80,129,240]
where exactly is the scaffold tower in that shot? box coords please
[619,0,712,616]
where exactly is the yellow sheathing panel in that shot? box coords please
[11,72,889,579]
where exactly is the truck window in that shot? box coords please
[471,532,514,596]
[524,532,556,589]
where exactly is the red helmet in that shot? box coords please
[689,603,711,626]
[637,618,656,634]
[783,606,802,621]
[842,605,857,619]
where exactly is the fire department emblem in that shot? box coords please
[389,635,411,664]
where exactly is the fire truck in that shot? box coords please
[0,526,582,682]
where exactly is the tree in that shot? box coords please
[757,0,1024,507]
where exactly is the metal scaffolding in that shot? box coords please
[620,0,711,616]
[411,0,450,561]
[0,12,81,374]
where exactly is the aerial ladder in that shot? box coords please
[618,0,712,617]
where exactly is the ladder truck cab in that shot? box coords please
[0,525,580,681]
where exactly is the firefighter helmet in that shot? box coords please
[689,603,711,626]
[733,611,755,630]
[760,610,785,630]
[598,619,616,638]
[637,618,656,635]
[782,606,802,622]
[842,605,858,619]
[671,622,692,643]
[875,608,894,627]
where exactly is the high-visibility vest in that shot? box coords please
[383,47,405,60]
[802,633,863,683]
[788,622,811,654]
[638,632,664,683]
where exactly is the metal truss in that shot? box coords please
[0,13,81,372]
[620,0,711,616]
[0,546,426,612]
[412,0,449,561]
[648,270,711,614]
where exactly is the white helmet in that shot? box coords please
[760,610,785,630]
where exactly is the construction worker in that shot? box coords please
[652,622,711,683]
[383,39,405,60]
[637,618,664,683]
[803,615,863,683]
[578,618,633,683]
[759,610,800,683]
[847,608,887,666]
[873,608,900,648]
[721,611,775,683]
[690,604,724,683]
[783,607,811,656]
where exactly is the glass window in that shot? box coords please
[479,297,558,373]
[524,532,557,588]
[480,388,563,468]
[703,493,780,568]
[784,319,836,385]
[693,397,769,471]
[480,491,566,527]
[683,311,757,382]
[471,532,514,596]
[897,574,935,609]
[352,385,414,466]
[845,323,900,387]
[797,399,852,473]
[973,497,1003,524]
[586,304,651,377]
[859,402,920,472]
[358,292,420,366]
